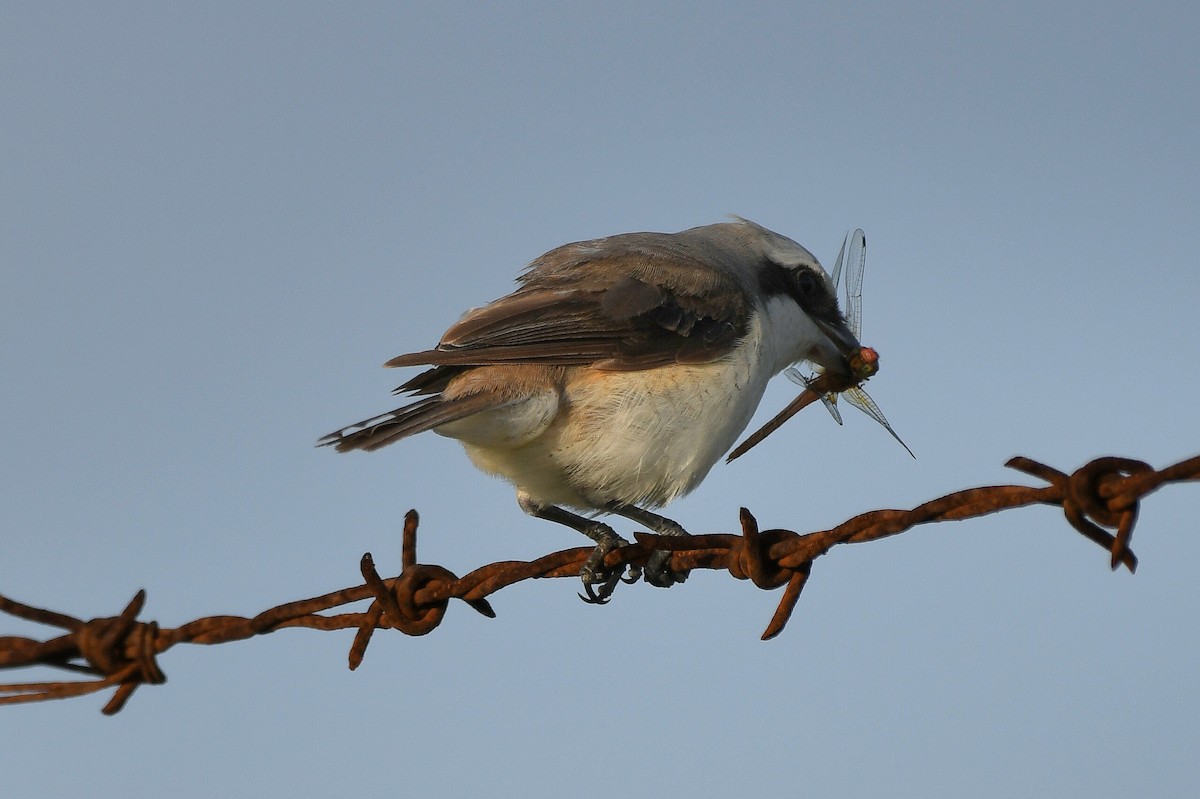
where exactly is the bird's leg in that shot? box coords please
[517,494,633,604]
[604,503,690,588]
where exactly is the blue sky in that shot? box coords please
[3,3,1198,796]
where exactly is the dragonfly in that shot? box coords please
[727,229,914,462]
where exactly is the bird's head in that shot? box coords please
[707,217,870,382]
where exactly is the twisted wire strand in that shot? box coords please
[2,452,1196,714]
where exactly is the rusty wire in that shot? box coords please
[2,451,1196,715]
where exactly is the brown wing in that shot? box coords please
[386,235,752,393]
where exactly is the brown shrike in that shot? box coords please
[320,218,869,601]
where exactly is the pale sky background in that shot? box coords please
[3,2,1198,797]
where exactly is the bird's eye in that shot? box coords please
[794,270,819,298]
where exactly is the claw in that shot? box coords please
[578,580,614,605]
[578,588,606,604]
[578,566,622,604]
[577,536,629,604]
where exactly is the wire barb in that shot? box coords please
[2,452,1196,714]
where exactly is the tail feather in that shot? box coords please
[317,393,499,452]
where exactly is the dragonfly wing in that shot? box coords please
[823,394,843,425]
[845,387,915,458]
[844,229,865,339]
[830,231,848,293]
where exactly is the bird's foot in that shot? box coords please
[578,528,634,605]
[600,503,692,589]
[643,549,688,588]
[641,518,690,588]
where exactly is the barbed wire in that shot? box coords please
[2,452,1196,715]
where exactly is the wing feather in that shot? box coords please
[383,233,753,385]
[317,393,505,452]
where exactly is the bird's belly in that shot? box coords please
[560,361,767,507]
[461,352,768,511]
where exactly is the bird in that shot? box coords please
[319,218,870,602]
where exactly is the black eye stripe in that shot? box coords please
[758,261,844,324]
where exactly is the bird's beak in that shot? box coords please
[810,317,865,379]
